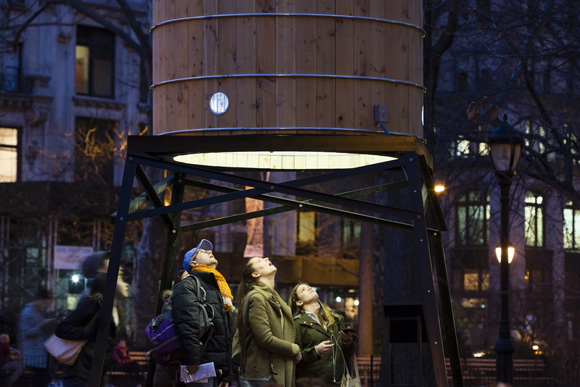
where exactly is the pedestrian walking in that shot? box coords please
[54,271,129,386]
[17,287,57,386]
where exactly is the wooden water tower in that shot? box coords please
[89,2,463,386]
[151,1,424,137]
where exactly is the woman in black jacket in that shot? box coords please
[54,272,129,386]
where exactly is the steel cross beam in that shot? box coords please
[91,135,462,387]
[124,154,420,222]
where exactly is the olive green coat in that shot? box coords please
[294,309,355,386]
[235,282,300,387]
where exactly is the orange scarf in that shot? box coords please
[193,265,234,312]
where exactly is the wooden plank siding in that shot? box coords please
[152,1,424,138]
[187,0,204,131]
[236,1,257,130]
[335,0,355,129]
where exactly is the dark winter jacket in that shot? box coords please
[294,309,355,386]
[54,294,116,384]
[172,272,233,383]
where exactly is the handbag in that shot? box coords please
[238,373,274,387]
[340,353,362,387]
[44,311,99,365]
[238,291,274,387]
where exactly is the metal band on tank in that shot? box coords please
[151,73,426,92]
[150,12,425,36]
[161,127,425,140]
[161,127,384,135]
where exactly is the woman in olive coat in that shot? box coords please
[234,257,302,387]
[290,283,356,386]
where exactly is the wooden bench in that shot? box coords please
[106,350,149,385]
[128,350,149,367]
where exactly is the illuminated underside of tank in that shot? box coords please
[173,151,396,170]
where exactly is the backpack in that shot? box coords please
[145,275,214,365]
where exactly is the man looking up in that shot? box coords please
[172,239,233,387]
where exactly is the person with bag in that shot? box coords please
[234,257,302,387]
[172,239,233,386]
[53,271,129,386]
[289,283,357,386]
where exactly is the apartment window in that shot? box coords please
[456,190,490,246]
[564,126,579,166]
[75,118,116,185]
[0,127,19,182]
[463,271,489,292]
[454,135,488,158]
[76,25,115,98]
[526,268,551,294]
[525,191,544,247]
[343,219,361,245]
[0,44,22,93]
[564,203,580,250]
[525,121,546,154]
[341,218,361,259]
[296,211,317,255]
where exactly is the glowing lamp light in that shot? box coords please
[353,299,360,306]
[495,246,515,264]
[335,296,342,303]
[434,184,445,193]
[71,274,80,283]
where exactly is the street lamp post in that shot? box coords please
[487,117,523,385]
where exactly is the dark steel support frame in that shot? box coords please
[88,135,464,387]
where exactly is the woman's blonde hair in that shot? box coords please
[290,282,335,328]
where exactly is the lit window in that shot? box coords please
[456,190,490,246]
[0,127,18,182]
[297,211,316,242]
[564,203,580,250]
[76,25,115,98]
[463,272,489,292]
[564,125,579,166]
[296,211,317,255]
[464,272,479,291]
[525,121,546,154]
[525,191,544,247]
[456,139,470,157]
[478,142,489,156]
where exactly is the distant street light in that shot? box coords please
[434,184,445,193]
[487,117,523,385]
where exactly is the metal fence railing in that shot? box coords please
[8,353,577,387]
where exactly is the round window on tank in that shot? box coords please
[209,92,229,115]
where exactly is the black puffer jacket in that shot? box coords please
[172,272,233,383]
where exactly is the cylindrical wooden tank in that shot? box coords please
[151,1,424,137]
